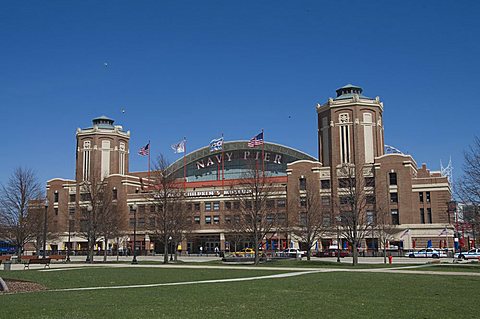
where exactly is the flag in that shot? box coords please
[248,131,264,147]
[209,137,224,152]
[171,140,186,154]
[138,143,150,156]
[400,228,410,238]
[439,227,448,236]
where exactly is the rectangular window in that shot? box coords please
[267,200,275,208]
[129,205,136,214]
[225,202,232,210]
[420,208,425,224]
[322,217,331,227]
[80,220,88,232]
[194,203,201,211]
[389,172,397,185]
[150,205,156,213]
[364,177,375,188]
[340,196,349,205]
[234,215,240,224]
[419,192,424,202]
[69,207,75,215]
[205,216,212,224]
[427,208,432,223]
[194,216,200,224]
[276,199,286,208]
[233,201,240,210]
[277,213,286,224]
[68,219,75,231]
[149,217,156,228]
[366,195,376,204]
[390,193,398,203]
[246,201,252,209]
[186,203,192,211]
[225,215,232,224]
[299,178,307,190]
[205,202,212,211]
[54,208,58,216]
[391,210,399,225]
[266,214,275,223]
[299,212,307,226]
[129,218,135,227]
[213,202,220,211]
[321,180,331,189]
[138,205,145,214]
[426,192,431,203]
[69,194,76,202]
[54,192,59,203]
[321,196,330,206]
[300,197,307,207]
[80,193,91,202]
[366,211,375,225]
[112,189,117,200]
[213,216,220,224]
[138,218,145,228]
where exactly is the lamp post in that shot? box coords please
[132,203,138,264]
[86,204,93,263]
[335,216,341,263]
[66,219,73,262]
[169,236,173,262]
[43,198,49,259]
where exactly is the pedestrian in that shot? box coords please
[199,246,203,256]
[214,246,219,257]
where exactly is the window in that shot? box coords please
[205,216,212,224]
[321,196,330,206]
[149,217,156,228]
[299,212,307,226]
[129,205,136,214]
[340,196,349,205]
[225,202,232,210]
[68,220,75,231]
[80,220,88,232]
[391,210,399,225]
[366,195,376,204]
[138,205,145,214]
[234,215,240,224]
[213,216,220,224]
[389,172,397,185]
[138,218,145,228]
[427,208,432,223]
[267,214,275,223]
[246,201,252,209]
[426,192,431,203]
[267,200,275,208]
[150,205,156,213]
[186,203,192,211]
[111,188,117,200]
[54,192,59,203]
[300,197,307,207]
[194,216,200,224]
[419,192,424,202]
[322,217,331,227]
[364,177,375,188]
[69,207,75,215]
[80,193,91,201]
[205,202,212,211]
[299,178,306,190]
[390,193,398,203]
[225,215,232,224]
[233,201,240,210]
[277,213,286,224]
[366,211,375,225]
[276,199,286,208]
[213,202,220,211]
[69,194,76,202]
[54,208,58,216]
[321,180,331,189]
[420,208,425,224]
[129,218,135,227]
[194,203,201,211]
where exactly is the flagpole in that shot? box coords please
[221,133,225,188]
[148,140,151,185]
[183,137,187,191]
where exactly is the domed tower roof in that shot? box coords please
[92,115,115,129]
[334,84,372,100]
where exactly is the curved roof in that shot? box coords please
[168,141,316,181]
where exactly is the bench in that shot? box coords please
[48,254,67,262]
[23,258,51,269]
[0,256,12,265]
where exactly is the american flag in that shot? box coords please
[138,143,150,156]
[400,228,410,238]
[439,227,448,236]
[247,131,264,148]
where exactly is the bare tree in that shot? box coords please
[148,154,188,264]
[336,164,372,266]
[0,167,43,256]
[457,136,480,246]
[228,163,282,265]
[98,201,125,262]
[78,177,120,263]
[290,177,326,260]
[374,203,397,264]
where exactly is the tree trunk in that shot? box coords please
[103,236,108,262]
[352,240,358,266]
[307,247,311,261]
[383,242,387,264]
[163,235,169,264]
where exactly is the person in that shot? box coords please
[214,246,219,257]
[199,246,203,256]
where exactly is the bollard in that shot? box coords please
[388,255,393,265]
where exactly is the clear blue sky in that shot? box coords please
[1,1,478,188]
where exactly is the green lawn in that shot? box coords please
[1,267,478,318]
[407,263,480,273]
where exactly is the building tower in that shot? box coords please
[75,116,130,182]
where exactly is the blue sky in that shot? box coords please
[1,1,478,188]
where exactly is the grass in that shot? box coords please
[407,263,480,273]
[1,267,479,318]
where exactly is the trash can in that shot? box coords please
[388,255,393,265]
[3,261,12,271]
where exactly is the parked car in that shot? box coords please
[405,249,447,258]
[315,250,350,258]
[277,248,306,258]
[231,248,256,257]
[454,248,480,260]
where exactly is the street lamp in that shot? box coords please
[43,198,49,259]
[168,236,173,262]
[335,216,342,263]
[132,203,138,264]
[86,204,93,263]
[66,219,73,262]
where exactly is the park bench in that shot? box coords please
[48,254,67,262]
[0,255,12,265]
[23,257,51,269]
